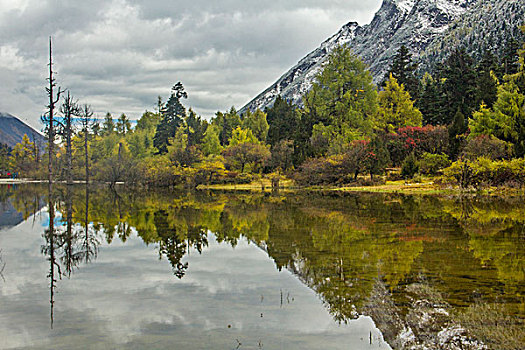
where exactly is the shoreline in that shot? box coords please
[2,178,524,197]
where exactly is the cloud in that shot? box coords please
[0,0,382,129]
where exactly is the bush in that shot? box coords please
[418,153,451,175]
[385,125,449,166]
[401,153,419,179]
[294,155,346,186]
[462,135,509,160]
[442,157,525,189]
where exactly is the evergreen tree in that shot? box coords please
[185,108,208,146]
[499,38,521,78]
[91,122,101,136]
[116,113,132,135]
[417,73,444,125]
[214,107,241,146]
[242,109,269,143]
[266,96,298,146]
[102,112,115,135]
[475,50,499,109]
[153,82,187,154]
[440,48,478,124]
[448,109,468,159]
[382,45,419,99]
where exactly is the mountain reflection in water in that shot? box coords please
[0,184,523,349]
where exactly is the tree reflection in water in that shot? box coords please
[2,185,523,347]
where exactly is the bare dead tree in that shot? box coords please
[57,91,79,186]
[43,37,64,186]
[79,104,93,184]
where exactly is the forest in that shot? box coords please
[1,26,525,190]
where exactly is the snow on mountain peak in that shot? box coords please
[392,0,416,13]
[240,0,523,114]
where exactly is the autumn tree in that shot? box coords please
[222,142,270,173]
[9,134,37,176]
[200,124,223,156]
[242,109,269,143]
[298,45,378,159]
[377,74,423,132]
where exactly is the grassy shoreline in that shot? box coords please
[3,177,524,197]
[198,178,525,196]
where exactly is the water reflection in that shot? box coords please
[1,185,524,349]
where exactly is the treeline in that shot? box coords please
[5,26,525,189]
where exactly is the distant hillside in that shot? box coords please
[241,0,525,113]
[0,113,46,149]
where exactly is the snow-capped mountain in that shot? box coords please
[241,0,524,113]
[0,112,46,149]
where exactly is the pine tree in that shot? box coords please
[417,73,444,125]
[153,82,187,154]
[214,107,241,146]
[266,96,298,146]
[116,113,132,135]
[499,38,521,78]
[185,108,207,146]
[242,109,269,143]
[441,48,478,124]
[383,45,419,100]
[475,50,499,109]
[102,112,115,135]
[448,108,468,159]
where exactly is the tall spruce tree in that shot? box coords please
[417,73,444,125]
[383,45,419,99]
[153,82,187,154]
[266,96,298,147]
[102,112,115,135]
[448,108,468,159]
[441,48,477,124]
[475,50,499,109]
[214,107,241,146]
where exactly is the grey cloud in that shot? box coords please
[0,0,382,128]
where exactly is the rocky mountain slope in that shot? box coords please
[241,0,524,113]
[0,112,46,149]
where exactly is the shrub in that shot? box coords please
[419,153,451,175]
[462,135,509,160]
[294,155,346,186]
[442,157,525,189]
[401,153,419,179]
[385,125,449,166]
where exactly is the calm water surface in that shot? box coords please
[0,184,523,349]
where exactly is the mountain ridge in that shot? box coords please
[0,112,46,149]
[240,0,524,114]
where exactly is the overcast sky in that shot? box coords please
[0,0,382,130]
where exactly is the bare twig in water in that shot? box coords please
[0,249,5,282]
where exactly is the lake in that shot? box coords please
[0,184,523,349]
